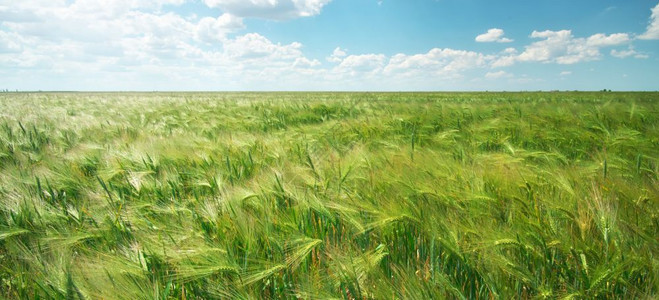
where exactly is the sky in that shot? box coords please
[1,0,658,91]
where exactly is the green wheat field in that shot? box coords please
[0,92,657,299]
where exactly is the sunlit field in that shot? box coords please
[0,92,657,299]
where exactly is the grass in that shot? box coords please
[0,91,657,299]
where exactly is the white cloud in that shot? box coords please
[384,48,491,78]
[0,1,245,67]
[0,0,654,91]
[196,14,245,42]
[586,33,630,46]
[334,54,387,76]
[0,0,322,90]
[475,28,513,43]
[560,71,572,76]
[293,57,321,68]
[491,56,516,68]
[502,48,517,55]
[639,2,659,40]
[202,0,332,20]
[0,31,25,53]
[68,0,189,20]
[327,47,347,63]
[491,48,517,67]
[0,0,327,90]
[610,47,649,59]
[517,30,572,62]
[485,71,511,79]
[224,33,302,60]
[516,30,630,65]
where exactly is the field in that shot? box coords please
[0,92,657,299]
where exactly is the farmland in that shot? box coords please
[0,92,657,299]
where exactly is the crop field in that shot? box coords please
[0,92,657,299]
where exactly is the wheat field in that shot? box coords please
[0,92,657,299]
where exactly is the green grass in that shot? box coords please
[0,92,657,299]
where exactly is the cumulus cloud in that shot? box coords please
[293,57,321,68]
[490,48,517,67]
[202,0,332,20]
[502,48,517,55]
[517,30,573,62]
[196,14,245,42]
[323,48,496,88]
[0,0,327,90]
[327,47,347,63]
[334,54,387,76]
[586,33,630,46]
[68,0,189,20]
[475,28,513,43]
[638,2,659,39]
[516,30,630,64]
[0,1,244,65]
[610,47,649,59]
[0,31,24,53]
[224,33,303,61]
[491,56,516,68]
[485,71,511,79]
[0,0,654,91]
[384,48,492,78]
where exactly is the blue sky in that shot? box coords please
[1,0,658,91]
